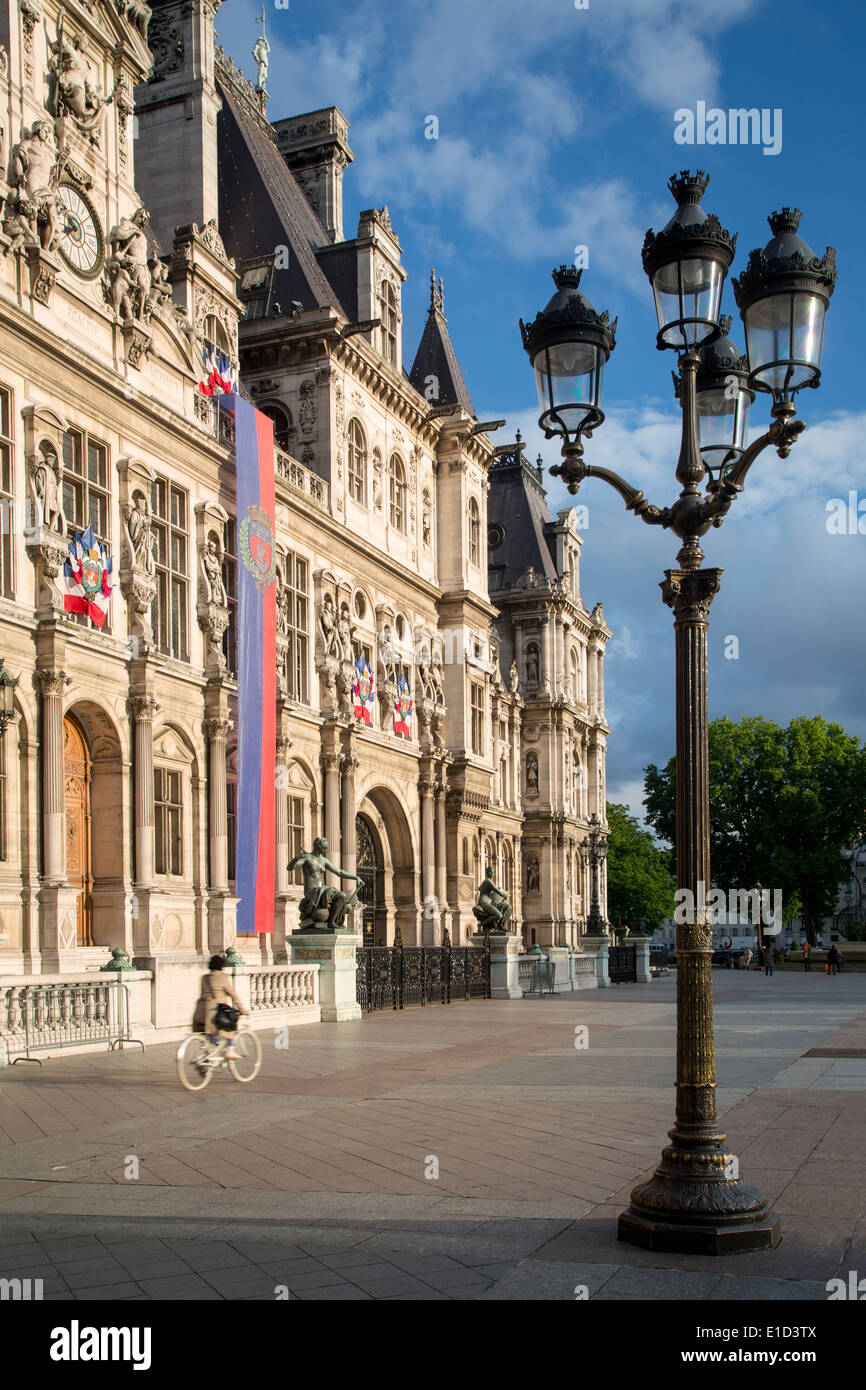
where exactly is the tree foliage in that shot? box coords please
[643,716,866,942]
[605,802,676,931]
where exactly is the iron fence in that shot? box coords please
[2,982,144,1065]
[356,928,490,1012]
[608,945,638,984]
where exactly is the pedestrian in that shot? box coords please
[764,943,775,977]
[837,948,845,973]
[742,946,753,969]
[827,944,840,977]
[191,954,249,1059]
[803,939,811,972]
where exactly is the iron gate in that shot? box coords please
[608,944,637,984]
[356,927,490,1012]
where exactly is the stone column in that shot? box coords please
[420,761,436,943]
[514,621,525,690]
[129,695,159,888]
[510,709,520,809]
[322,747,341,887]
[540,608,552,694]
[597,645,606,721]
[435,772,447,945]
[204,715,231,893]
[587,639,599,715]
[36,669,71,885]
[341,753,358,931]
[275,732,291,898]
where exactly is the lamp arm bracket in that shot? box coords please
[723,416,806,491]
[583,464,671,528]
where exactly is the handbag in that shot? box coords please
[214,1001,240,1030]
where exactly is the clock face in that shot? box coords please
[56,184,104,280]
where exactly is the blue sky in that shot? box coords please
[216,0,866,820]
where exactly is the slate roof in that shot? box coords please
[408,277,476,416]
[487,434,559,592]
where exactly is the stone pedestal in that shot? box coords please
[581,933,611,988]
[629,931,652,983]
[289,929,361,1022]
[37,885,83,972]
[207,894,238,954]
[472,930,521,998]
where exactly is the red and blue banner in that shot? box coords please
[394,672,412,738]
[63,525,113,628]
[222,395,276,935]
[353,654,374,724]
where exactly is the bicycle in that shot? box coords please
[176,1024,262,1091]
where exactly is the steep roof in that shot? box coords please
[487,433,559,593]
[216,75,344,314]
[408,272,476,416]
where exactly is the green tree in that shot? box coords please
[643,716,866,943]
[605,802,676,931]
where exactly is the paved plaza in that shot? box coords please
[1,971,865,1300]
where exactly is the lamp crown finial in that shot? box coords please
[718,314,732,335]
[552,264,583,290]
[768,207,802,235]
[668,169,710,206]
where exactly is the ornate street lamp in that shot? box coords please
[521,170,837,1254]
[0,658,18,738]
[583,811,609,938]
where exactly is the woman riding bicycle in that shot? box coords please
[192,954,249,1060]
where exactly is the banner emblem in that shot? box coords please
[240,504,276,590]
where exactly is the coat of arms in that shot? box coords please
[240,503,276,590]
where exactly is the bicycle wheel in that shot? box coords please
[227,1029,261,1083]
[177,1033,214,1091]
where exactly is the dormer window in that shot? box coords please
[388,453,406,532]
[468,497,480,567]
[347,419,367,505]
[380,281,398,367]
[259,403,292,453]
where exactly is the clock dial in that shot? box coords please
[56,184,104,280]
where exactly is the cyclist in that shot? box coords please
[192,954,249,1060]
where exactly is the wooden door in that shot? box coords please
[63,716,92,945]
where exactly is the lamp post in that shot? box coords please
[521,170,836,1254]
[0,658,18,738]
[584,810,609,938]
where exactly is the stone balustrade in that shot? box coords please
[246,964,319,1011]
[274,446,330,514]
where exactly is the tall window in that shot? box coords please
[389,453,406,533]
[468,497,480,567]
[290,795,305,885]
[571,648,579,703]
[470,682,485,756]
[151,478,189,661]
[347,419,367,505]
[154,767,183,876]
[380,281,398,366]
[0,388,13,598]
[283,550,310,703]
[260,403,292,453]
[222,518,237,676]
[62,428,111,628]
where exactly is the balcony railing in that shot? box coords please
[274,447,330,514]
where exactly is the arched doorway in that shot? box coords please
[63,715,92,945]
[356,813,379,947]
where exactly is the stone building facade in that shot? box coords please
[0,0,609,1005]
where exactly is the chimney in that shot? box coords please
[272,107,354,243]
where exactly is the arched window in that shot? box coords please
[388,453,406,532]
[347,419,367,505]
[484,837,496,879]
[468,497,480,567]
[259,403,292,453]
[502,842,513,898]
[380,281,398,366]
[462,838,470,877]
[203,314,230,355]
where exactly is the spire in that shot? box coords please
[410,267,475,415]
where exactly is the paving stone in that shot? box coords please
[71,1282,146,1300]
[710,1276,829,1301]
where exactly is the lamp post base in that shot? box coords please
[618,1143,782,1254]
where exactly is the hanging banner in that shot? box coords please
[222,395,276,934]
[394,672,413,737]
[63,525,113,627]
[353,653,374,724]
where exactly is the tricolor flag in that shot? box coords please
[221,395,277,935]
[198,345,238,397]
[353,654,374,725]
[394,672,413,738]
[63,526,113,628]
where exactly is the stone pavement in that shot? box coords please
[0,970,864,1300]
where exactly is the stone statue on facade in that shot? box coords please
[201,535,227,606]
[48,24,115,142]
[288,837,363,931]
[319,592,340,659]
[123,491,155,573]
[10,121,61,252]
[509,659,520,695]
[29,446,66,534]
[473,877,512,932]
[252,34,270,90]
[105,207,153,321]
